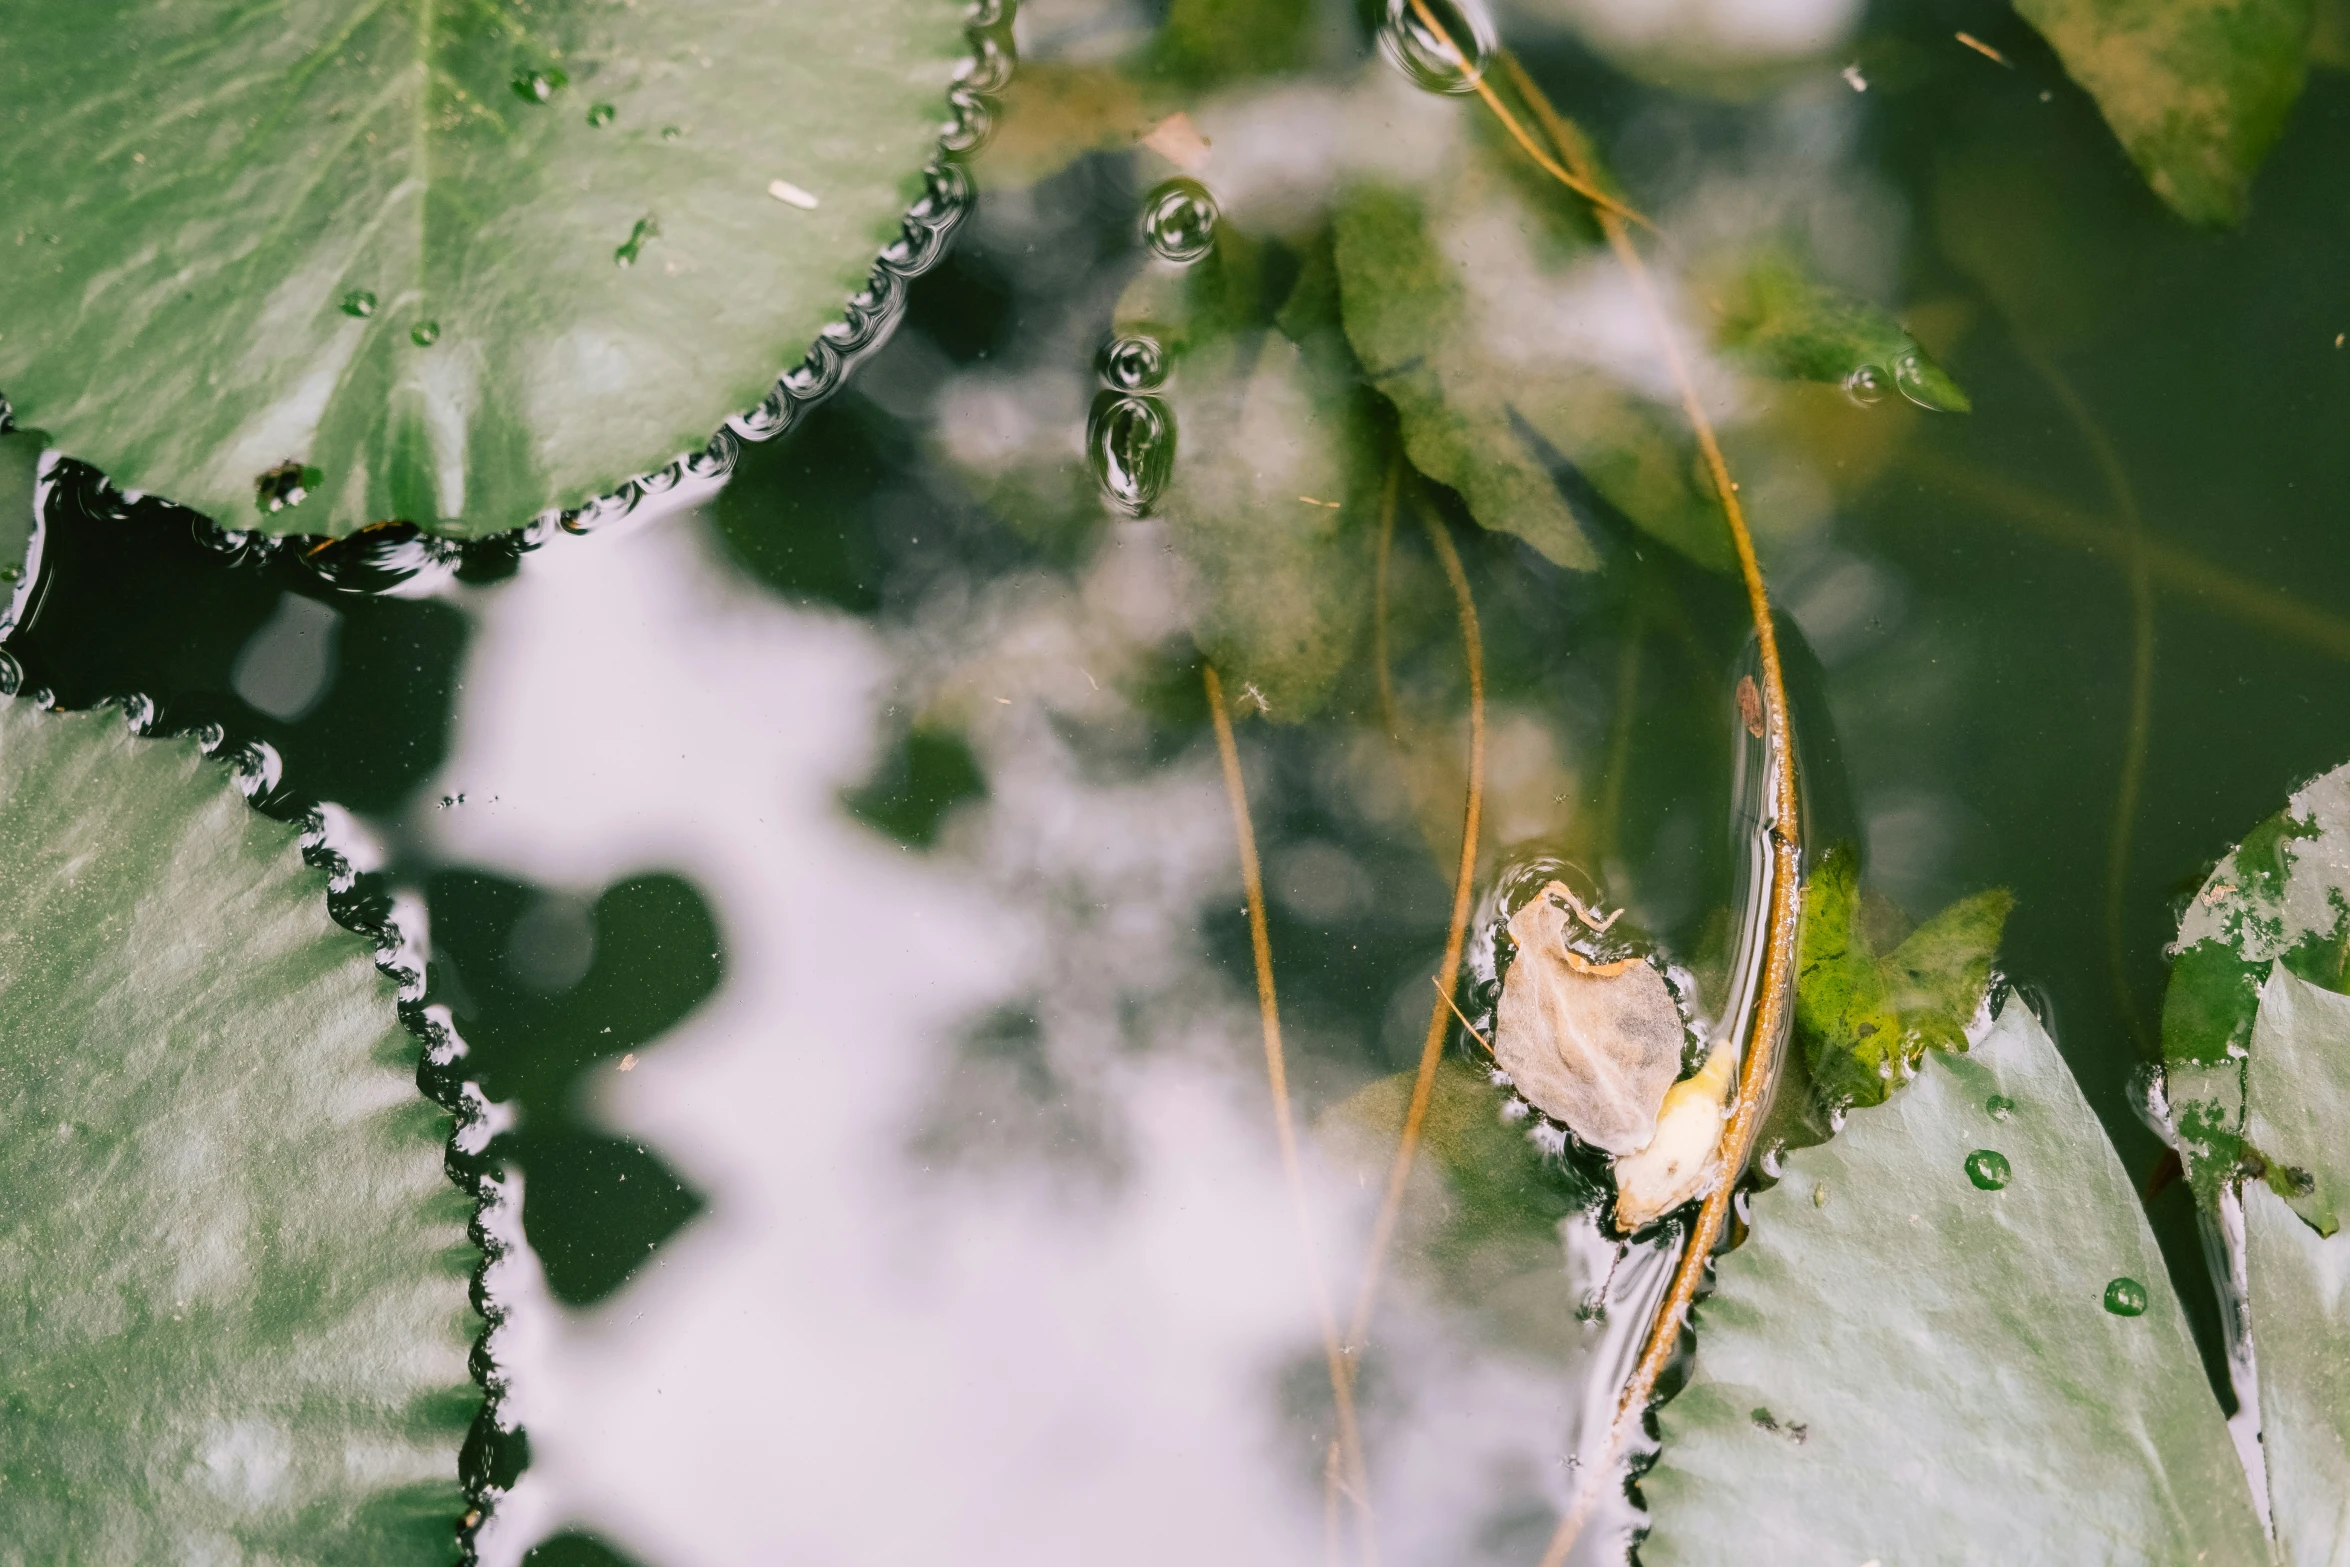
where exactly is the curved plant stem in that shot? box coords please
[1374,454,1406,744]
[1347,507,1488,1353]
[2023,347,2156,1047]
[1904,452,2350,658]
[1492,51,1805,1567]
[1400,0,1650,230]
[1203,663,1378,1563]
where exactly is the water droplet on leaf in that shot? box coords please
[614,215,660,268]
[1891,351,1944,409]
[340,289,376,319]
[1087,391,1174,515]
[1844,364,1890,405]
[511,65,569,104]
[587,102,616,128]
[1986,1093,2015,1120]
[1142,179,1218,264]
[1964,1149,2011,1190]
[411,321,440,347]
[1098,334,1167,393]
[2103,1276,2149,1316]
[1378,0,1495,95]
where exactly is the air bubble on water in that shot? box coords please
[587,103,616,128]
[2103,1276,2149,1317]
[1964,1149,2011,1190]
[1378,0,1495,95]
[1891,351,1944,409]
[1844,364,1890,406]
[1986,1093,2016,1121]
[191,721,226,753]
[0,649,23,698]
[1087,391,1175,515]
[615,215,660,268]
[411,321,440,347]
[511,66,569,104]
[1141,179,1218,264]
[1098,334,1167,393]
[340,289,376,319]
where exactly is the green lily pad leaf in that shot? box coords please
[0,1,971,537]
[0,426,40,627]
[1793,842,2013,1107]
[2165,761,2350,1199]
[2013,0,2315,227]
[2162,768,2350,1562]
[1330,168,1729,573]
[0,701,475,1551]
[1710,253,1970,411]
[1642,1002,2268,1566]
[1116,236,1376,720]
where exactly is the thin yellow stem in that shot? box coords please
[1499,54,1804,1567]
[1347,509,1487,1354]
[1401,0,1651,230]
[1204,664,1378,1564]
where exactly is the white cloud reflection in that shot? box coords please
[434,517,1611,1566]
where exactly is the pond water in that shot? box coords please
[8,1,2350,1562]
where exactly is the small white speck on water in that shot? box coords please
[767,178,820,210]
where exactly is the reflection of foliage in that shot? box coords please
[844,726,989,848]
[1794,844,2013,1108]
[429,870,722,1306]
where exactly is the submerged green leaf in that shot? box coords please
[1331,172,1730,572]
[1324,1059,1599,1349]
[2014,0,2315,226]
[1711,254,1970,411]
[1118,238,1376,720]
[1643,1003,2268,1565]
[0,0,969,537]
[1144,0,1318,88]
[0,702,475,1552]
[1793,844,2012,1106]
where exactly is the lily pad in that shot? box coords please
[2164,760,2350,1204]
[1641,1002,2268,1566]
[2014,0,2314,226]
[0,701,475,1554]
[0,0,972,537]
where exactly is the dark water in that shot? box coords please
[7,1,2350,1561]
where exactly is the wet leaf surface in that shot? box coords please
[1643,1003,2267,1566]
[1793,843,2012,1108]
[0,700,474,1554]
[0,0,968,537]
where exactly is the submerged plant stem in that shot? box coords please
[2023,348,2155,1047]
[1906,453,2350,660]
[1373,454,1405,744]
[1203,663,1377,1563]
[1348,508,1487,1353]
[1496,52,1805,1567]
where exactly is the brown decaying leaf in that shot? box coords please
[1493,884,1685,1156]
